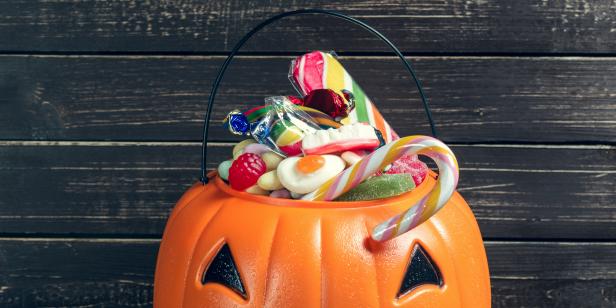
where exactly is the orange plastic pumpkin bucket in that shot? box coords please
[154,9,490,307]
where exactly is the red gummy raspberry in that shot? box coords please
[384,155,428,186]
[228,153,266,191]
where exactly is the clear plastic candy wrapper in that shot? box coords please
[251,96,321,156]
[218,50,433,203]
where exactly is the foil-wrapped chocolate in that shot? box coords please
[303,89,351,119]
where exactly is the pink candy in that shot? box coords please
[270,189,291,199]
[383,155,428,186]
[243,143,272,156]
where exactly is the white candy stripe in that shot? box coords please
[298,56,307,94]
[321,53,328,89]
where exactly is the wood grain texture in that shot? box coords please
[1,141,613,239]
[1,0,615,53]
[0,1,613,305]
[0,239,614,307]
[1,55,615,143]
[0,238,157,307]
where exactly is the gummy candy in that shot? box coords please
[261,151,283,171]
[277,155,345,194]
[270,189,292,199]
[232,139,256,159]
[296,155,325,174]
[217,160,233,181]
[228,153,267,191]
[381,155,428,186]
[302,123,380,155]
[243,143,272,156]
[257,170,284,191]
[335,174,415,202]
[245,185,269,195]
[340,150,367,166]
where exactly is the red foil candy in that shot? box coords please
[287,95,304,106]
[303,89,349,118]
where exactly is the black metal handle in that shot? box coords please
[200,9,437,183]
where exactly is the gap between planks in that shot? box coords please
[2,54,616,61]
[0,140,613,149]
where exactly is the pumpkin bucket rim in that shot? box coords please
[211,172,437,209]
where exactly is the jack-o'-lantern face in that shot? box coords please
[154,175,490,307]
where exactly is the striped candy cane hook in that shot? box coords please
[301,135,459,242]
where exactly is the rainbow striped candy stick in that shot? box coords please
[301,135,459,242]
[290,51,399,143]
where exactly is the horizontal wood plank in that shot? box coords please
[0,238,157,307]
[0,141,613,239]
[1,1,615,53]
[1,55,615,143]
[0,239,614,307]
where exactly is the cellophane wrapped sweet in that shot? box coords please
[218,51,428,201]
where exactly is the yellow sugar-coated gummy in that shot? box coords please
[232,139,256,159]
[245,184,269,195]
[261,151,284,171]
[257,170,284,191]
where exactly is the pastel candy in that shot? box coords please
[261,151,284,171]
[270,189,292,199]
[243,143,272,156]
[335,174,415,202]
[341,151,366,166]
[232,139,256,159]
[217,160,233,181]
[257,170,284,191]
[277,155,345,194]
[290,191,304,199]
[245,185,269,195]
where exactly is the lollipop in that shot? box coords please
[290,51,399,143]
[301,135,458,242]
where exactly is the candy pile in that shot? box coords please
[217,51,428,202]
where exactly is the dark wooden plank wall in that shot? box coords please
[0,1,614,307]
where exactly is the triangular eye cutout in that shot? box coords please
[397,243,443,298]
[202,243,247,299]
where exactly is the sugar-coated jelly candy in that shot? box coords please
[335,174,415,202]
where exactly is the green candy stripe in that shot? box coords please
[352,82,369,122]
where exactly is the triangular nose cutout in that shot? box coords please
[397,243,443,298]
[202,243,247,299]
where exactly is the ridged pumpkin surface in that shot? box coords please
[154,174,490,307]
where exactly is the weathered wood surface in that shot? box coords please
[1,1,614,306]
[0,238,158,307]
[1,55,615,143]
[0,239,614,307]
[1,141,613,239]
[1,0,616,54]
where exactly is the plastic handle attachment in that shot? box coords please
[200,9,437,183]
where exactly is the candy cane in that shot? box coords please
[301,135,459,242]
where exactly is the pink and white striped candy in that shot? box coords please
[301,135,459,242]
